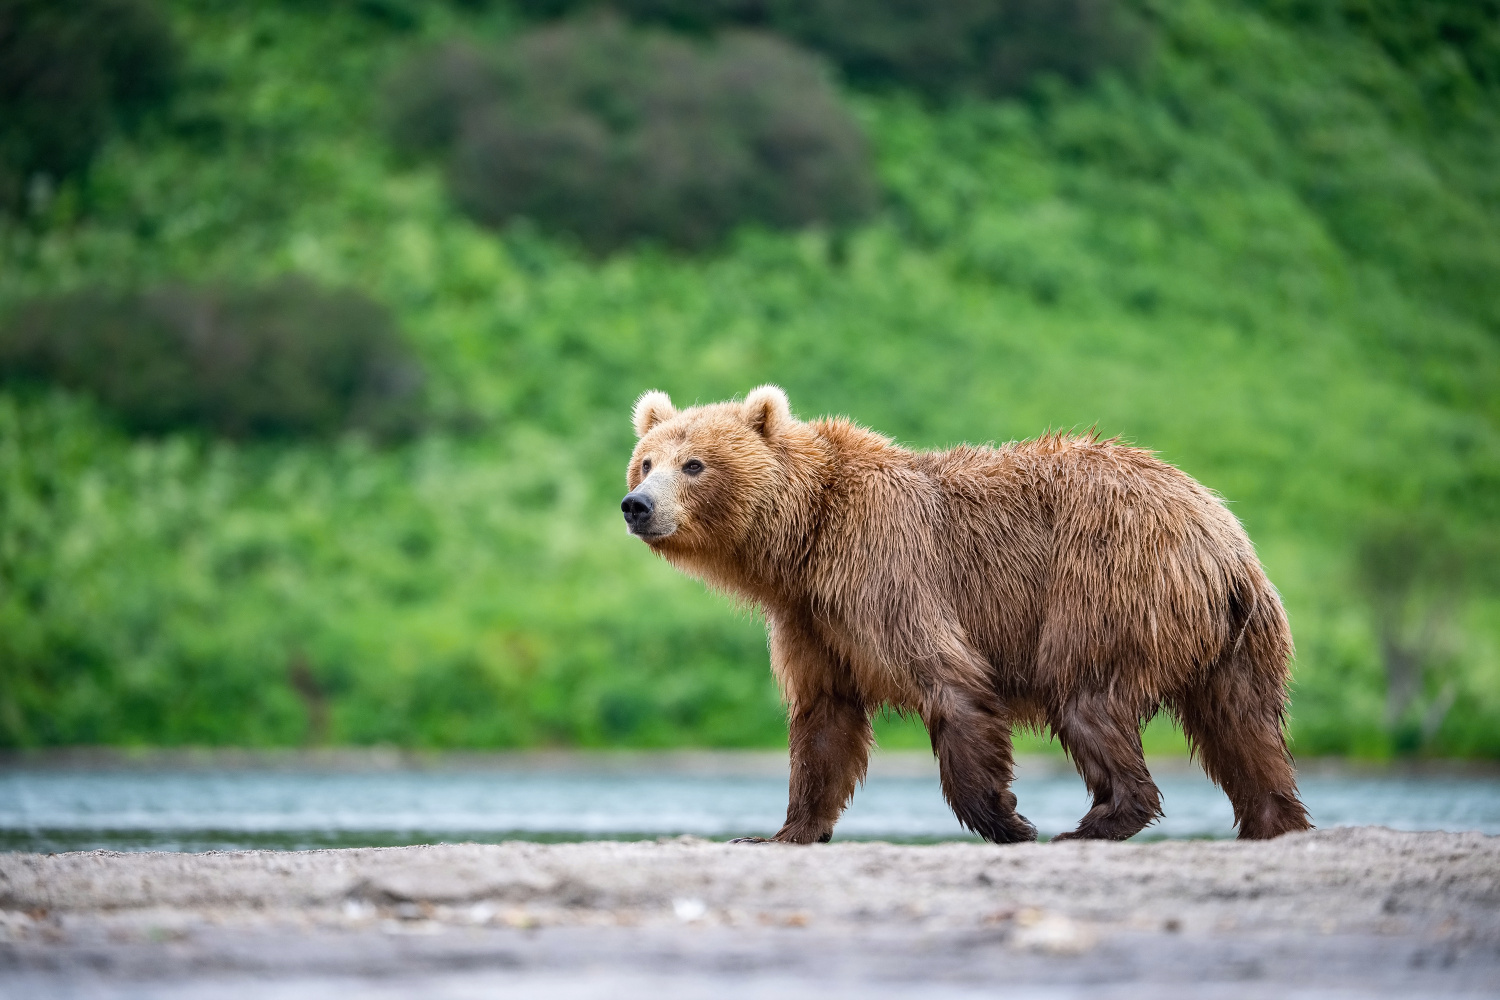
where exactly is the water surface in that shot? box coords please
[2,754,1496,852]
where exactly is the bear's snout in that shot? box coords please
[621,491,656,534]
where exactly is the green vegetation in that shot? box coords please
[1,0,1497,755]
[0,0,181,215]
[518,0,1147,100]
[386,18,874,252]
[0,279,422,439]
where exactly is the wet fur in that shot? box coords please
[626,387,1312,844]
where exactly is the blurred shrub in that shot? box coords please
[771,0,1146,99]
[0,0,180,214]
[512,0,1146,99]
[0,280,423,440]
[516,0,772,34]
[385,17,875,252]
[385,38,502,158]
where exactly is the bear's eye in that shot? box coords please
[683,459,705,476]
[640,459,652,475]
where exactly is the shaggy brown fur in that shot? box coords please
[621,386,1312,843]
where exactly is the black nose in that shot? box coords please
[621,492,654,530]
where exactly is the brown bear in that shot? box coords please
[621,386,1311,843]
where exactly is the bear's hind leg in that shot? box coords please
[1173,671,1311,840]
[923,682,1038,844]
[1051,694,1162,841]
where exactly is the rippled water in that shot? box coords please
[2,754,1496,852]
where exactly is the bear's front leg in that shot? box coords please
[768,689,873,844]
[740,616,874,844]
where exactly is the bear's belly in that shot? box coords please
[828,631,924,713]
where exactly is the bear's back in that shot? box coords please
[905,433,1264,694]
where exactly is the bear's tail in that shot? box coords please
[1226,571,1293,675]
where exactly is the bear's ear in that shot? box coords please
[744,384,792,439]
[633,390,676,438]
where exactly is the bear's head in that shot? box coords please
[621,385,804,561]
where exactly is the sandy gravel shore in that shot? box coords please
[2,826,1498,998]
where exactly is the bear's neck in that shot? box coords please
[683,419,889,615]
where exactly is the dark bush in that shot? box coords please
[0,280,423,440]
[771,0,1146,99]
[515,0,772,34]
[0,0,180,214]
[384,39,504,159]
[386,17,875,253]
[510,0,1145,99]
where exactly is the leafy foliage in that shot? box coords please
[1237,0,1500,333]
[770,0,1146,99]
[386,17,874,252]
[0,280,423,439]
[515,0,771,34]
[0,0,180,215]
[1252,0,1500,102]
[1355,518,1480,752]
[514,0,1147,99]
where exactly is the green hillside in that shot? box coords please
[2,0,1498,755]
